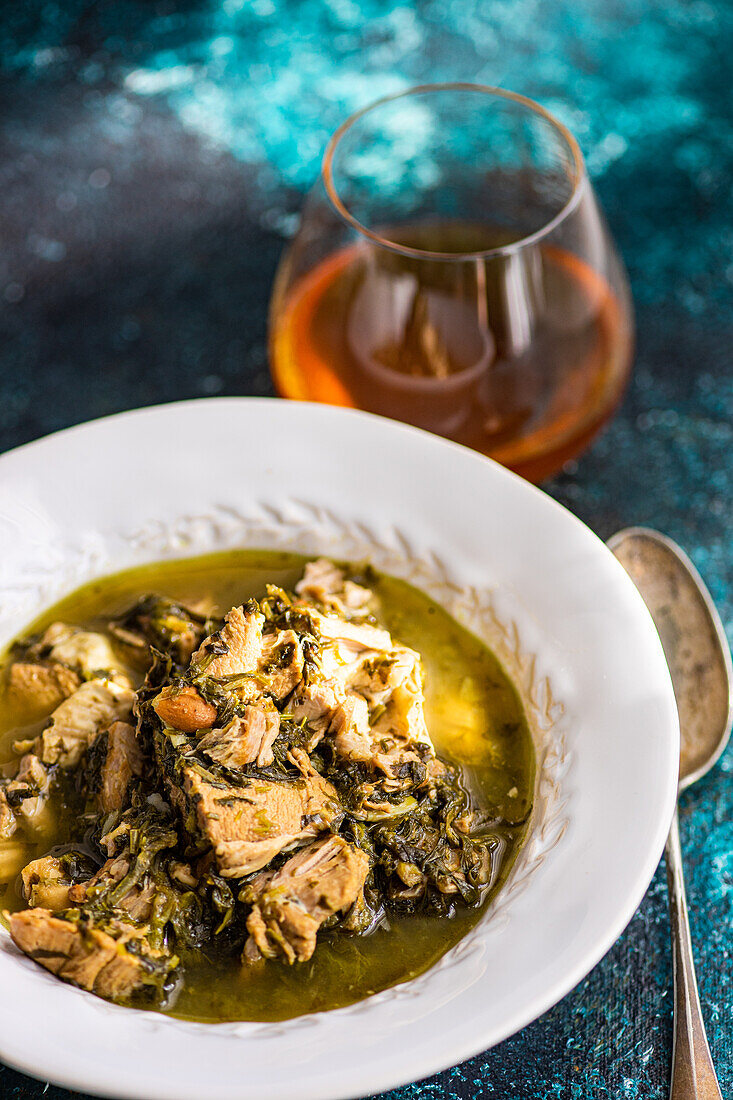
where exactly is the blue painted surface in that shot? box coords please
[0,2,730,1097]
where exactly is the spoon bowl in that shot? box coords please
[609,527,732,787]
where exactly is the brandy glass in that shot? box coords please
[269,84,634,482]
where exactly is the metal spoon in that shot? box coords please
[609,527,733,1100]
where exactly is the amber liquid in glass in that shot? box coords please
[270,223,633,481]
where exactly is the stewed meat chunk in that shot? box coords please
[197,704,280,769]
[243,835,369,963]
[39,679,134,768]
[181,765,341,877]
[9,909,175,1001]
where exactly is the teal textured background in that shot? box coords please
[0,2,731,1097]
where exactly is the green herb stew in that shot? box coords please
[0,551,533,1022]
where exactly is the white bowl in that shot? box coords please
[0,398,678,1100]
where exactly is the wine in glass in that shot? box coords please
[269,83,634,482]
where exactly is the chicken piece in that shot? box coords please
[295,558,349,602]
[192,604,264,680]
[197,704,280,769]
[313,612,392,671]
[325,649,434,790]
[9,909,174,1001]
[182,766,341,877]
[355,678,434,792]
[371,664,433,751]
[0,755,53,838]
[369,742,428,791]
[313,613,391,651]
[97,721,144,813]
[286,631,414,754]
[287,681,344,747]
[39,623,133,687]
[243,835,370,964]
[295,558,372,614]
[304,613,394,701]
[6,662,81,714]
[39,678,135,768]
[329,694,373,761]
[20,855,73,911]
[153,686,217,732]
[285,599,434,791]
[318,646,370,692]
[193,608,302,703]
[348,647,421,707]
[259,629,304,700]
[284,615,391,742]
[12,753,52,833]
[291,630,432,786]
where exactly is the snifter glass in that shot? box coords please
[269,83,634,482]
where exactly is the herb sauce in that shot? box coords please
[0,550,534,1022]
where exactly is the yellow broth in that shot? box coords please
[0,550,534,1021]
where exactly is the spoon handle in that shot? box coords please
[666,807,722,1099]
